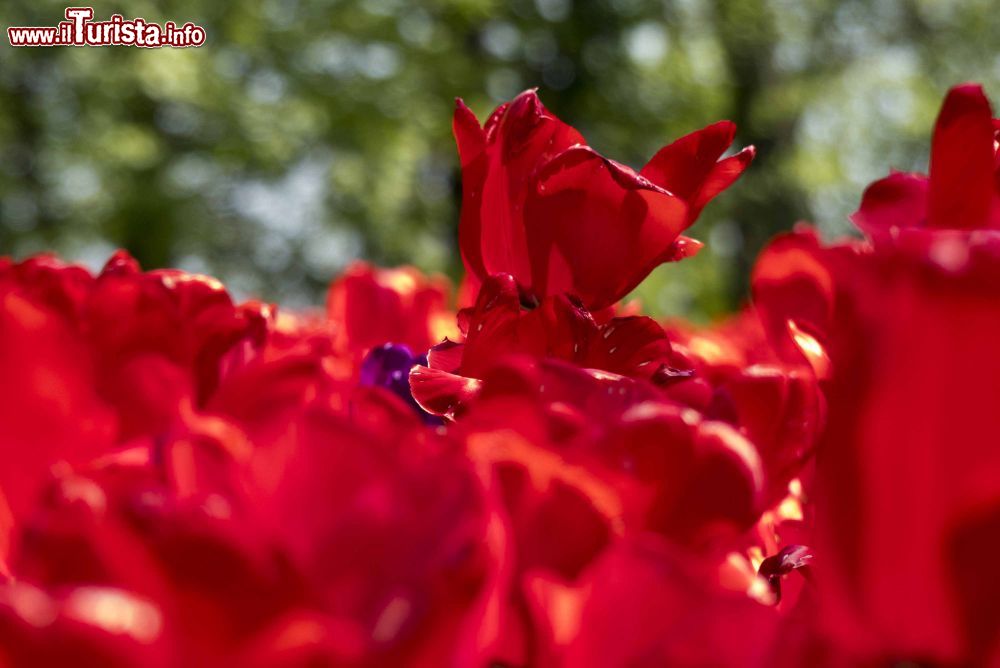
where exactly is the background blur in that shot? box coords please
[2,0,998,320]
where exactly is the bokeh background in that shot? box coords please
[2,0,998,320]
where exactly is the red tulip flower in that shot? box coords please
[454,89,754,310]
[751,84,1000,665]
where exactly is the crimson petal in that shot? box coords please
[928,83,996,229]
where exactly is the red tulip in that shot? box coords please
[454,90,753,310]
[852,83,1000,237]
[326,261,457,359]
[0,252,259,574]
[750,84,1000,665]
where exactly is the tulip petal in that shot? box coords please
[455,90,584,292]
[851,170,930,235]
[641,121,754,219]
[524,146,690,310]
[929,83,996,229]
[409,366,482,418]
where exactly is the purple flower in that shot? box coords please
[360,342,441,424]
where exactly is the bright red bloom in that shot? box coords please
[408,272,693,417]
[750,84,1000,665]
[455,90,753,310]
[667,310,826,508]
[439,356,772,665]
[458,357,766,550]
[852,83,1000,236]
[326,261,458,358]
[410,282,683,425]
[0,327,495,665]
[0,252,261,575]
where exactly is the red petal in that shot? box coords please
[468,426,618,579]
[0,583,169,665]
[409,366,482,418]
[583,316,672,379]
[693,146,755,217]
[452,98,485,168]
[751,229,836,372]
[718,365,824,506]
[427,338,464,373]
[641,121,736,194]
[0,291,115,527]
[458,274,600,377]
[524,146,690,310]
[100,249,141,275]
[456,90,584,292]
[525,537,777,667]
[326,261,453,357]
[454,100,490,282]
[608,403,765,544]
[640,121,754,219]
[456,274,528,377]
[851,170,930,235]
[929,83,996,229]
[661,235,704,262]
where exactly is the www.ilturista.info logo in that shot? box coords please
[8,7,206,48]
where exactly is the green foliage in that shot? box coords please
[1,0,998,317]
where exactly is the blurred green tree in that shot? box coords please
[1,0,997,318]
